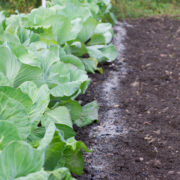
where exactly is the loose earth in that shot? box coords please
[76,18,180,180]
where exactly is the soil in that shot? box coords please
[76,18,180,180]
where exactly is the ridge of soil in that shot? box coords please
[76,17,180,180]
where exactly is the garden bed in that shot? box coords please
[77,17,180,180]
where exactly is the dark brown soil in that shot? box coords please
[76,18,180,180]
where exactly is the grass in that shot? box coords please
[0,0,180,19]
[112,0,180,19]
[0,0,41,14]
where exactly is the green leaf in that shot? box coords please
[42,106,76,140]
[60,149,83,176]
[81,58,98,73]
[0,91,31,139]
[19,48,59,81]
[45,142,65,171]
[61,55,85,70]
[0,86,32,112]
[0,141,44,179]
[15,170,49,180]
[75,101,99,127]
[94,23,113,44]
[27,127,46,148]
[66,138,91,153]
[41,15,78,44]
[8,43,28,58]
[0,72,10,86]
[87,34,106,45]
[50,81,81,97]
[16,168,76,180]
[0,121,21,150]
[48,168,76,180]
[87,44,117,62]
[43,106,72,128]
[60,100,82,122]
[0,46,20,86]
[59,138,91,175]
[50,63,89,97]
[70,41,88,57]
[56,0,92,20]
[20,82,50,126]
[0,32,20,44]
[56,124,76,140]
[19,81,41,103]
[14,64,44,88]
[77,17,98,42]
[38,122,56,151]
[44,133,65,171]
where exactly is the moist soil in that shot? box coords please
[76,18,180,180]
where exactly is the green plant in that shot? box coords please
[112,0,180,19]
[0,0,117,179]
[9,0,41,12]
[0,0,41,13]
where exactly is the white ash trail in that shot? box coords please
[89,22,129,138]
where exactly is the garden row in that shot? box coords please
[0,0,117,179]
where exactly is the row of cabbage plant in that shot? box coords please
[0,0,117,179]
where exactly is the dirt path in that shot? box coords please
[76,18,180,180]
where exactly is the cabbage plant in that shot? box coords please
[0,0,117,179]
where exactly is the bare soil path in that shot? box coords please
[76,18,180,180]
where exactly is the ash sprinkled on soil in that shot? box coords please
[76,22,129,180]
